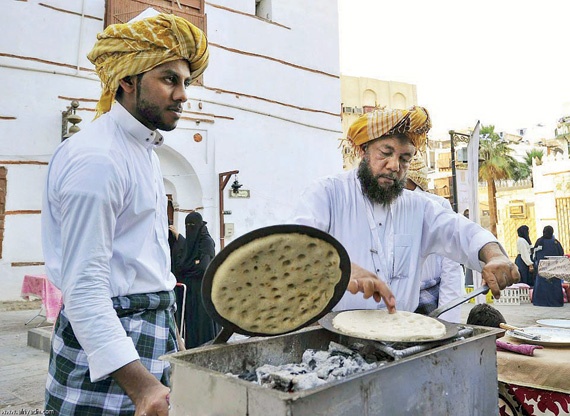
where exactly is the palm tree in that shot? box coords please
[524,148,544,167]
[478,125,516,237]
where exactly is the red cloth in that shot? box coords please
[496,339,543,356]
[21,274,62,323]
[500,382,570,415]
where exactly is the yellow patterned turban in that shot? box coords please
[346,106,431,153]
[407,153,429,191]
[87,13,209,117]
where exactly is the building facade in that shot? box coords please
[0,0,343,300]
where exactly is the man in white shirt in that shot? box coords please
[405,154,464,323]
[42,13,209,416]
[292,106,519,313]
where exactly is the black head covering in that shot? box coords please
[182,212,206,263]
[517,225,531,245]
[543,225,554,239]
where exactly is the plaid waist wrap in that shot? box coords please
[414,277,441,316]
[45,291,177,415]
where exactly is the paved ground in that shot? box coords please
[1,300,569,413]
[0,305,51,413]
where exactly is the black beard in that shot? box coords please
[357,158,405,205]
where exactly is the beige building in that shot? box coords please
[340,75,418,169]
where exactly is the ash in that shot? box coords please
[232,341,388,392]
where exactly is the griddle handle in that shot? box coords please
[428,284,490,318]
[212,326,234,344]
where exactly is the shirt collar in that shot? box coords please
[109,103,164,149]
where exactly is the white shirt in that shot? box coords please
[292,169,497,313]
[517,237,533,266]
[412,188,465,323]
[42,103,176,382]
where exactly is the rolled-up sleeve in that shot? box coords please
[420,200,499,272]
[54,152,139,382]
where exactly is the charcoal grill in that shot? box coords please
[163,225,502,415]
[163,323,501,415]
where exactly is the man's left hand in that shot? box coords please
[479,242,521,298]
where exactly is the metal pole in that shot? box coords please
[448,130,472,214]
[218,170,239,250]
[449,130,458,213]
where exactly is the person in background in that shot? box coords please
[292,106,519,313]
[515,225,534,287]
[405,154,465,323]
[532,225,565,307]
[170,212,219,348]
[466,303,506,328]
[41,12,209,415]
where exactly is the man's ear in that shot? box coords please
[118,76,135,94]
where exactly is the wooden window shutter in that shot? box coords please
[104,0,207,84]
[105,0,206,33]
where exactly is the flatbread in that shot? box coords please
[211,233,342,334]
[332,310,447,342]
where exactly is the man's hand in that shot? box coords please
[112,360,171,416]
[346,263,396,313]
[479,242,521,298]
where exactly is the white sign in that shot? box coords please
[229,189,250,198]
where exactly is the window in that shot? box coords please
[255,0,272,20]
[105,0,206,32]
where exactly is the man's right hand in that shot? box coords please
[112,360,171,416]
[346,263,397,313]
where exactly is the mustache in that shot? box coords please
[375,174,397,181]
[167,106,183,112]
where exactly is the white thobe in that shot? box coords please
[42,103,176,381]
[292,169,497,313]
[412,188,465,323]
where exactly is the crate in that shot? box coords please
[465,286,494,303]
[493,288,520,305]
[493,285,531,306]
[519,287,531,304]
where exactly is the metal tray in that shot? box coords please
[506,326,570,347]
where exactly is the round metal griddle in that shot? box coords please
[202,224,351,344]
[318,310,459,344]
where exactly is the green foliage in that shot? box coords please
[509,161,531,182]
[478,125,514,182]
[524,148,544,166]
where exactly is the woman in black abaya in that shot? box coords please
[170,212,219,348]
[532,225,565,307]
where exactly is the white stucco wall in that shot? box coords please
[0,0,342,300]
[533,156,570,237]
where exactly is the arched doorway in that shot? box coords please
[156,146,203,231]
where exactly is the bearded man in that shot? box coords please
[42,12,208,415]
[292,106,519,313]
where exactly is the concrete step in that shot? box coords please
[27,326,53,353]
